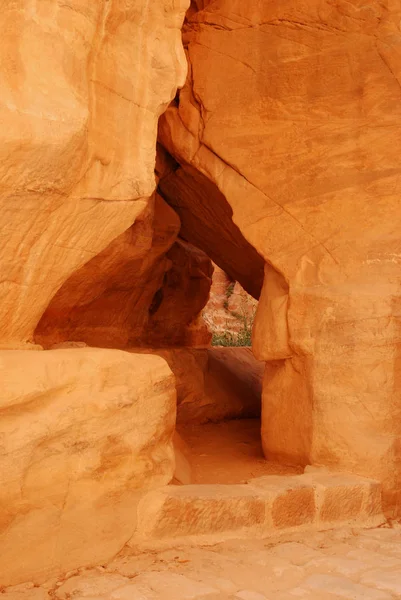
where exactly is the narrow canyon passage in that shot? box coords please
[178,419,302,485]
[2,0,401,590]
[32,109,280,490]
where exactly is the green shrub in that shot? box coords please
[211,309,254,347]
[223,281,235,310]
[226,281,235,299]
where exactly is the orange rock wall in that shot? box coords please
[203,264,258,338]
[0,0,193,586]
[159,0,401,515]
[0,0,189,348]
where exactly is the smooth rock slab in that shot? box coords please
[361,571,401,596]
[346,548,401,568]
[128,573,219,599]
[304,556,369,576]
[302,574,392,600]
[133,473,384,545]
[236,591,269,600]
[0,348,176,586]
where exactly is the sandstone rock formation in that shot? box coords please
[127,347,262,424]
[158,0,401,514]
[202,264,258,343]
[0,0,193,586]
[0,0,189,348]
[0,348,176,586]
[144,239,212,348]
[35,195,212,349]
[158,347,263,424]
[158,158,265,299]
[1,0,401,589]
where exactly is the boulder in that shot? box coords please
[0,348,176,586]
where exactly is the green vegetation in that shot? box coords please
[223,281,235,310]
[211,309,254,347]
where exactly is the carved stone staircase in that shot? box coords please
[129,472,385,549]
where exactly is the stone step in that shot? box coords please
[130,473,384,548]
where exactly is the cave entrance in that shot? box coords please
[173,262,262,484]
[32,149,299,487]
[168,259,301,487]
[153,146,301,486]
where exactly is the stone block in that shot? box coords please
[361,571,401,596]
[302,574,391,599]
[321,484,364,522]
[136,484,267,539]
[272,487,315,529]
[0,348,176,586]
[302,473,383,523]
[133,473,384,546]
[364,481,384,518]
[249,476,316,529]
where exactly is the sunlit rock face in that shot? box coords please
[0,0,191,587]
[0,0,189,347]
[2,7,401,594]
[0,348,176,586]
[202,264,258,339]
[158,0,401,514]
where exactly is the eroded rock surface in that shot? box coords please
[203,264,258,340]
[35,195,212,349]
[158,0,401,514]
[0,0,189,347]
[131,347,263,424]
[0,348,176,586]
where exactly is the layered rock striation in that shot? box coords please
[158,0,401,514]
[0,0,192,586]
[0,0,189,348]
[1,1,401,588]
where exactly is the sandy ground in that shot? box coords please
[177,419,302,484]
[6,525,401,599]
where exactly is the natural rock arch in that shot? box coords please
[156,0,401,515]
